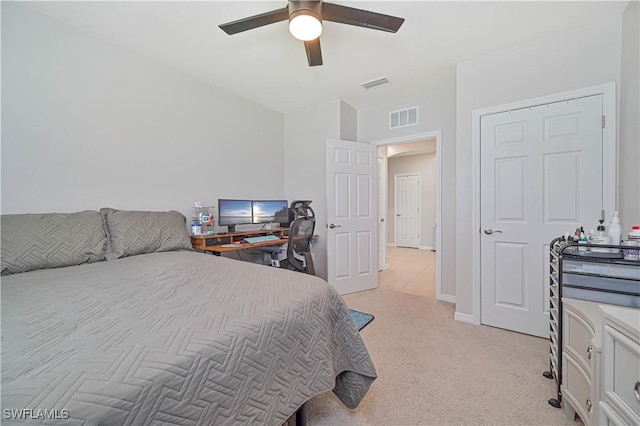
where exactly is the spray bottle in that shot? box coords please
[591,219,610,253]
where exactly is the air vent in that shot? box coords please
[361,77,390,90]
[390,106,419,129]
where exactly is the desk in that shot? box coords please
[191,228,289,256]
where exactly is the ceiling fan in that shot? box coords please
[219,0,405,67]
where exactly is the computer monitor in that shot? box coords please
[252,200,289,226]
[218,199,252,233]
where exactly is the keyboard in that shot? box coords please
[244,235,281,244]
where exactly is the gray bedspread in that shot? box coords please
[1,251,376,425]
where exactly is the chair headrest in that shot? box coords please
[290,200,315,219]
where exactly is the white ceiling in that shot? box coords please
[24,1,629,113]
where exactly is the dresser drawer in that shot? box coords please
[563,353,593,423]
[602,324,640,422]
[564,305,595,373]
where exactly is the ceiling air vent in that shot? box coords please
[361,77,390,90]
[390,106,419,129]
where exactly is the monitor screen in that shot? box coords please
[218,199,252,227]
[252,200,288,224]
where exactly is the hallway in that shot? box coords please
[378,246,436,298]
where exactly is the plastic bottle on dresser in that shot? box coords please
[578,227,588,251]
[623,225,640,260]
[591,221,610,253]
[608,211,622,253]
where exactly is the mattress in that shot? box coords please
[1,251,376,425]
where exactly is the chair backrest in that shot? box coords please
[286,217,315,272]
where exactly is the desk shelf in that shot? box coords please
[191,228,289,254]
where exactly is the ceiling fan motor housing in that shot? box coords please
[288,1,323,23]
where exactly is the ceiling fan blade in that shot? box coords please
[322,2,404,33]
[219,7,289,35]
[304,38,323,66]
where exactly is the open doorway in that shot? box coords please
[375,131,443,300]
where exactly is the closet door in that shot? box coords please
[480,95,603,337]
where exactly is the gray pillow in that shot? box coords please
[102,210,193,259]
[1,211,107,276]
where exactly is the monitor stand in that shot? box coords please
[227,225,236,233]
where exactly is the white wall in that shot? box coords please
[283,100,342,280]
[455,17,623,318]
[387,153,437,249]
[358,73,456,298]
[340,100,358,142]
[1,2,284,221]
[619,1,640,232]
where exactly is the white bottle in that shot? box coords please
[608,211,622,253]
[591,222,610,253]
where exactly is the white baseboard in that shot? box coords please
[454,311,476,324]
[419,245,434,251]
[437,293,456,304]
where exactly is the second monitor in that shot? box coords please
[218,199,289,233]
[252,200,289,225]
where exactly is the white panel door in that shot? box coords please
[326,138,378,295]
[481,95,603,337]
[395,174,420,248]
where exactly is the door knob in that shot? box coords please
[483,227,503,235]
[328,223,341,229]
[380,218,385,222]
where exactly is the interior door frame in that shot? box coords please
[394,173,421,248]
[378,156,387,271]
[373,130,445,302]
[465,83,617,325]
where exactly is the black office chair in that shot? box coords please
[262,201,316,275]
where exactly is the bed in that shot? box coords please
[1,210,376,425]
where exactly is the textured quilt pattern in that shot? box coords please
[1,211,107,275]
[1,252,376,425]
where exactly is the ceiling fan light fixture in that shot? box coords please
[289,10,322,41]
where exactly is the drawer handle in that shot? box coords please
[586,398,592,413]
[635,381,640,404]
[586,345,593,360]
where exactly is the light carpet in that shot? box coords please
[306,287,575,426]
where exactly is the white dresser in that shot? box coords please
[561,299,640,425]
[599,305,640,425]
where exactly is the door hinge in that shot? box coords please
[602,115,605,128]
